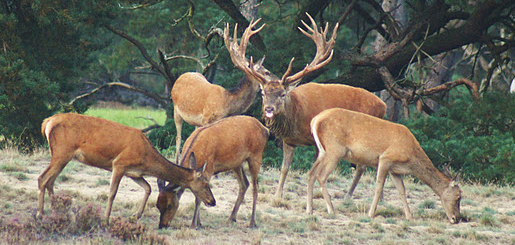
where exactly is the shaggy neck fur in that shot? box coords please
[264,93,301,140]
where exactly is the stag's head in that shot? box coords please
[224,13,338,119]
[441,174,462,224]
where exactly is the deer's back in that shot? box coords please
[181,116,268,173]
[313,108,418,168]
[282,83,385,145]
[171,72,228,119]
[43,113,149,169]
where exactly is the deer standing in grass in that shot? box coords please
[224,14,386,201]
[38,113,216,223]
[307,108,462,223]
[156,116,268,228]
[171,25,276,163]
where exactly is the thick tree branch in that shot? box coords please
[331,0,513,92]
[420,78,479,101]
[212,0,266,51]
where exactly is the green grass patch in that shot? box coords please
[85,107,166,129]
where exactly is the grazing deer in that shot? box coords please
[224,14,387,200]
[38,113,215,223]
[156,115,269,229]
[307,108,462,223]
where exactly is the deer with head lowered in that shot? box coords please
[38,113,216,223]
[171,20,276,163]
[224,14,387,201]
[307,108,462,223]
[157,115,268,229]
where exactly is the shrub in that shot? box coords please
[402,91,515,185]
[109,217,168,244]
[147,118,195,151]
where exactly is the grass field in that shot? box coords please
[1,146,515,244]
[84,103,167,129]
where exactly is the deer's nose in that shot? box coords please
[264,107,275,118]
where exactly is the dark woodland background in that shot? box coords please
[1,0,515,183]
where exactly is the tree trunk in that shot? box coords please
[420,51,458,113]
[240,0,258,21]
[377,0,407,121]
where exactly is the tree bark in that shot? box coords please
[212,0,266,51]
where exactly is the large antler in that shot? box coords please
[281,13,339,86]
[224,19,267,83]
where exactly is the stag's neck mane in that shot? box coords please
[264,92,302,140]
[225,76,259,116]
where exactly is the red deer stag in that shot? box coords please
[38,113,215,223]
[157,115,269,228]
[224,14,387,200]
[171,21,276,163]
[307,108,462,223]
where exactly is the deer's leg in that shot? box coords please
[343,164,366,202]
[174,108,183,164]
[191,197,202,228]
[306,153,324,215]
[275,142,295,199]
[229,166,249,223]
[315,153,341,215]
[390,173,412,220]
[368,160,390,218]
[247,156,262,228]
[105,167,125,223]
[37,152,73,219]
[130,177,151,219]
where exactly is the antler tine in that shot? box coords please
[224,19,267,84]
[280,57,296,83]
[281,13,339,86]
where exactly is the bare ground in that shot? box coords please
[1,148,515,244]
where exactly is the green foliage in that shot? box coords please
[0,0,114,150]
[403,91,515,184]
[147,118,195,150]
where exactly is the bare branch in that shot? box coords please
[337,0,359,26]
[117,0,164,10]
[420,78,479,101]
[103,24,167,79]
[68,82,168,109]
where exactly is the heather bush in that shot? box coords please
[0,194,166,244]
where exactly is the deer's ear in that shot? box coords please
[254,56,265,69]
[189,153,197,169]
[284,81,300,93]
[202,161,207,173]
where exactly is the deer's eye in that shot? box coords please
[280,93,286,98]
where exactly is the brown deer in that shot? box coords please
[156,115,269,229]
[38,113,216,223]
[171,25,276,163]
[307,108,462,223]
[224,14,387,200]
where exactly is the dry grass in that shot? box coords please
[1,147,515,244]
